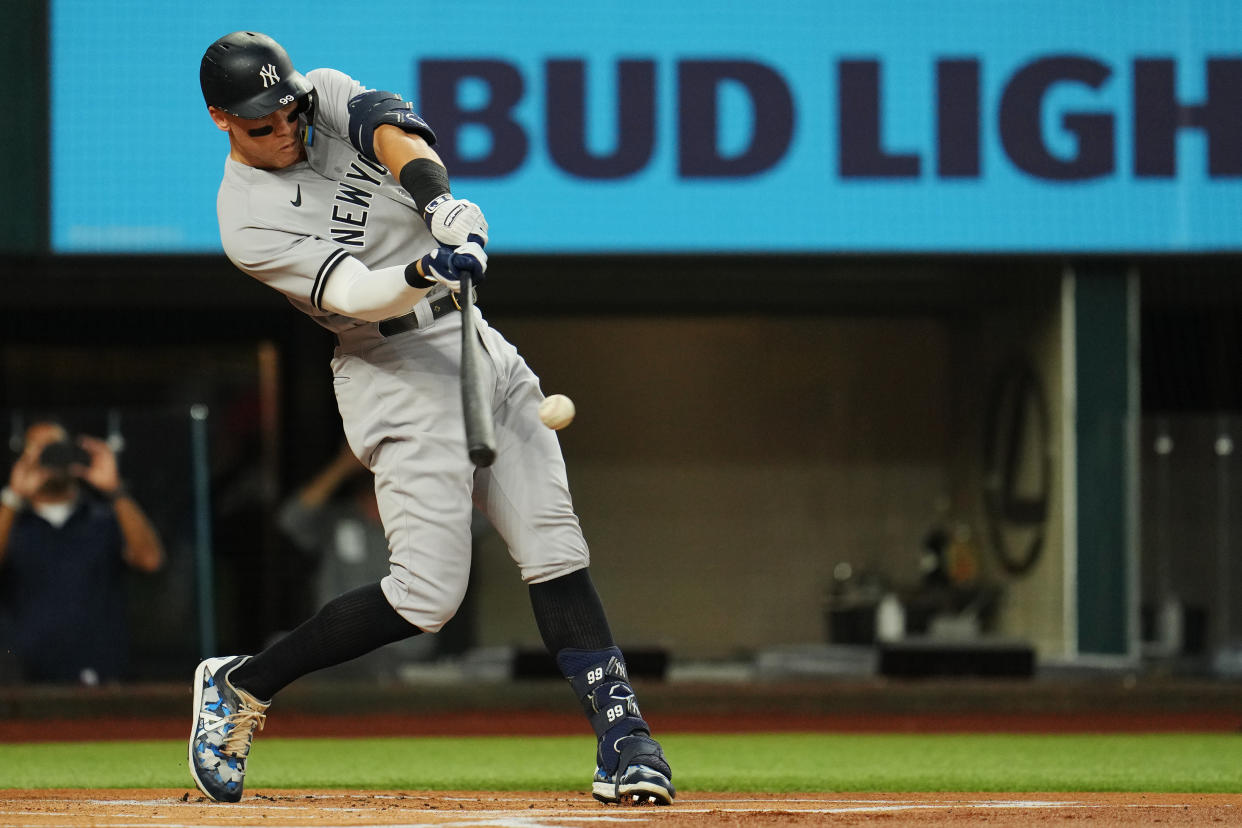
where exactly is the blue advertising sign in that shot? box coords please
[52,1,1242,253]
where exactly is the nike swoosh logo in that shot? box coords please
[291,185,302,207]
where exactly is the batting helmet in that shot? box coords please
[200,31,313,119]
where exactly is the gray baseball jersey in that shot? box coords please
[217,67,450,332]
[214,68,589,633]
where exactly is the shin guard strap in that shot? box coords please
[565,647,629,698]
[558,647,647,741]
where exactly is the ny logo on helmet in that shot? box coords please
[259,64,281,88]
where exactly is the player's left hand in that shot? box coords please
[423,196,489,248]
[410,242,488,292]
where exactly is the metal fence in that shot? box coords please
[1141,414,1242,673]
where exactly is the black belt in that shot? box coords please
[377,294,460,337]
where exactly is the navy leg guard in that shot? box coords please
[557,647,674,805]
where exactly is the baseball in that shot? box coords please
[538,394,576,430]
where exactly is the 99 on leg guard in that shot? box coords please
[556,646,675,804]
[558,647,647,746]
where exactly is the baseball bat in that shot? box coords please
[458,272,497,467]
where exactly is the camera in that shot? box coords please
[38,440,91,472]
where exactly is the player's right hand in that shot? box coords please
[449,240,487,284]
[422,195,489,248]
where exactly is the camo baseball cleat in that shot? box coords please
[188,656,269,802]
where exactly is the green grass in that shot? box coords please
[1,733,1240,792]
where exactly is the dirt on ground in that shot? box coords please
[1,789,1239,826]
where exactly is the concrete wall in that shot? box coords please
[945,275,1069,660]
[468,274,1070,661]
[471,314,956,657]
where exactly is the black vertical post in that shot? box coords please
[0,0,48,253]
[1074,262,1138,656]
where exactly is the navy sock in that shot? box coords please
[230,582,419,700]
[528,567,614,653]
[530,569,654,773]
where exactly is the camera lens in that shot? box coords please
[38,440,87,471]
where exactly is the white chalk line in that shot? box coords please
[0,795,1234,828]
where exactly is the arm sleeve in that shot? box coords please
[224,226,427,323]
[317,255,428,322]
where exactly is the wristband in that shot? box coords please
[404,259,436,289]
[398,158,451,213]
[1,487,25,511]
[102,483,129,502]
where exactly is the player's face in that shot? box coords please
[210,101,307,170]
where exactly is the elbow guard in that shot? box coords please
[347,89,437,164]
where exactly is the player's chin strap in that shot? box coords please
[556,646,650,772]
[297,90,317,147]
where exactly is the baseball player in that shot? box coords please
[188,31,673,806]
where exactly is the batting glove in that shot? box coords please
[423,195,489,248]
[406,242,488,292]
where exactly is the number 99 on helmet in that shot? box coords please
[200,31,313,119]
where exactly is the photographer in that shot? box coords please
[0,420,164,684]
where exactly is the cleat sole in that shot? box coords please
[592,778,674,806]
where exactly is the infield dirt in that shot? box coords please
[1,789,1240,826]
